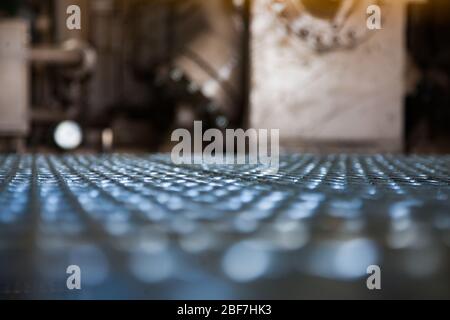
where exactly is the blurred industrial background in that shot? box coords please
[0,0,449,154]
[0,0,450,300]
[0,0,248,153]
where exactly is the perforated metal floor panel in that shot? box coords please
[0,154,449,299]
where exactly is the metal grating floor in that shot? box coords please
[0,154,449,299]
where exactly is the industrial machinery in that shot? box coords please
[0,0,249,152]
[0,0,449,153]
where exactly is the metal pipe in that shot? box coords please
[28,47,83,66]
[239,0,252,128]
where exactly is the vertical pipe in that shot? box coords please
[166,0,176,66]
[240,0,252,128]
